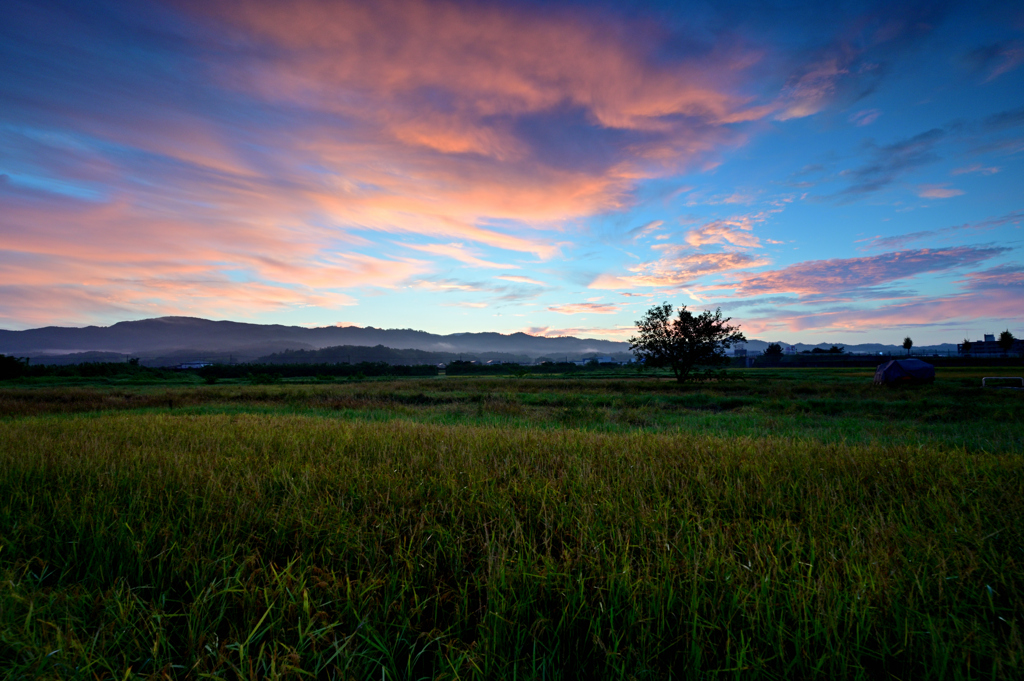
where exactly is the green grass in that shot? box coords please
[1,369,1022,679]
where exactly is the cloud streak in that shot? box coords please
[722,246,1008,298]
[839,128,946,196]
[548,303,621,315]
[590,251,769,290]
[863,212,1024,250]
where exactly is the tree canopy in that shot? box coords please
[629,303,745,382]
[998,330,1015,355]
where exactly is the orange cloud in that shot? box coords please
[183,0,772,237]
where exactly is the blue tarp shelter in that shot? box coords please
[873,358,935,385]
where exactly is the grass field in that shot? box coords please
[1,368,1022,679]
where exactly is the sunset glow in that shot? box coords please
[2,0,1022,342]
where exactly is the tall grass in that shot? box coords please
[2,411,1022,679]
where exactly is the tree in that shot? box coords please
[998,330,1015,356]
[629,302,746,382]
[961,338,972,356]
[903,336,913,355]
[763,343,784,359]
[0,354,29,380]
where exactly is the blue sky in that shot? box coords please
[1,0,1022,344]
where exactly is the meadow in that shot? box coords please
[1,367,1022,679]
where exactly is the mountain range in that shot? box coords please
[0,317,959,366]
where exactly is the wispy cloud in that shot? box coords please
[626,220,664,241]
[776,58,850,120]
[849,109,882,127]
[547,302,621,315]
[590,251,768,290]
[681,216,762,249]
[983,105,1024,131]
[963,41,1024,82]
[722,246,1007,297]
[958,264,1024,292]
[917,184,964,199]
[839,128,946,196]
[951,164,999,176]
[523,325,633,340]
[495,275,546,286]
[739,285,1023,336]
[404,242,517,269]
[863,211,1024,250]
[2,0,784,325]
[412,279,485,293]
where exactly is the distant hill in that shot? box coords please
[0,316,963,366]
[0,317,631,366]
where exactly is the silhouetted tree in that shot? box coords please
[763,343,784,359]
[0,354,29,380]
[629,302,745,383]
[961,338,972,356]
[998,330,1015,356]
[903,337,913,355]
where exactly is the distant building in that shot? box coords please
[958,334,1023,357]
[176,361,212,369]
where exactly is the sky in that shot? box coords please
[2,0,1022,344]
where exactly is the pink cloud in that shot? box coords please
[738,287,1022,336]
[0,189,432,326]
[957,264,1024,291]
[776,58,849,120]
[590,251,769,290]
[849,109,882,126]
[682,216,761,249]
[403,242,517,269]
[862,211,1023,250]
[547,303,621,315]
[4,0,791,327]
[951,164,999,176]
[917,184,965,199]
[983,43,1024,82]
[722,246,1006,298]
[183,0,772,230]
[495,275,546,286]
[523,325,634,340]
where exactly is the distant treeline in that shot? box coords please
[747,354,1023,368]
[0,355,438,381]
[0,356,175,380]
[198,362,436,380]
[258,344,533,366]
